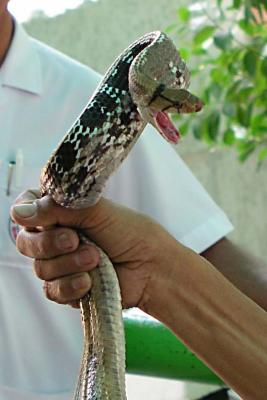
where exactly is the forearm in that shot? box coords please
[12,194,267,398]
[202,238,267,311]
[140,242,267,399]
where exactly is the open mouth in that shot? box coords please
[152,111,180,144]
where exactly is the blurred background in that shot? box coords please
[9,0,267,398]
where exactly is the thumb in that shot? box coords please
[10,189,101,230]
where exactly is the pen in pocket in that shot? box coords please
[6,161,15,196]
[6,149,24,196]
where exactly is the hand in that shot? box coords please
[11,194,267,400]
[11,190,180,312]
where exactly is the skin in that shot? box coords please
[11,191,267,400]
[0,1,13,67]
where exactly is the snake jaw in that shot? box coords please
[144,88,204,143]
[152,110,181,144]
[136,105,180,144]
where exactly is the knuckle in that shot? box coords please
[37,238,49,257]
[73,246,100,271]
[37,232,56,258]
[57,279,71,302]
[16,229,33,257]
[43,273,91,305]
[34,259,46,280]
[16,229,50,259]
[15,230,26,254]
[43,281,54,301]
[43,280,66,304]
[56,229,78,253]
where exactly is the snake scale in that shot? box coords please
[40,31,203,399]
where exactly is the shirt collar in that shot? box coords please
[0,20,43,95]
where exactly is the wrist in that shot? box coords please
[139,239,267,399]
[138,235,187,324]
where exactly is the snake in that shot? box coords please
[40,31,203,400]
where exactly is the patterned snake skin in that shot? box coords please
[40,31,203,399]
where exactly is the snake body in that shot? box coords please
[40,31,203,399]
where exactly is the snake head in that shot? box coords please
[129,31,204,144]
[138,87,204,144]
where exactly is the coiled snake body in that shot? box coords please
[40,31,203,400]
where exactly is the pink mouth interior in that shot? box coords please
[153,111,180,144]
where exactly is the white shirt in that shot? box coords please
[0,22,233,399]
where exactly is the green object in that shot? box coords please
[124,313,223,384]
[168,2,267,165]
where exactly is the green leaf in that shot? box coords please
[223,129,236,145]
[222,102,236,117]
[251,113,266,129]
[228,63,238,75]
[210,68,223,83]
[177,7,191,22]
[207,111,220,141]
[204,87,211,103]
[238,19,255,35]
[237,105,252,127]
[209,82,223,99]
[179,47,189,60]
[261,57,267,77]
[164,2,267,162]
[237,140,256,162]
[192,120,205,140]
[193,26,216,46]
[252,125,267,136]
[244,5,258,23]
[191,116,212,142]
[178,121,190,136]
[191,47,208,56]
[256,89,267,106]
[243,50,258,77]
[213,33,232,50]
[236,86,254,101]
[258,147,267,162]
[232,0,241,8]
[225,79,243,99]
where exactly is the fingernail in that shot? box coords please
[13,203,37,218]
[72,274,91,290]
[75,249,94,266]
[57,233,73,250]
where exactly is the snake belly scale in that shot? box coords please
[40,31,203,400]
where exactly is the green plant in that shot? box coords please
[166,0,267,164]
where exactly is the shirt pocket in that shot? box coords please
[0,162,42,270]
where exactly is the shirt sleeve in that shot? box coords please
[105,124,233,254]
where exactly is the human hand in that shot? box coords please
[11,190,181,314]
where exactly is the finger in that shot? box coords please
[14,188,40,205]
[16,227,79,259]
[11,189,41,232]
[11,192,110,234]
[34,244,99,280]
[43,272,92,304]
[11,194,97,229]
